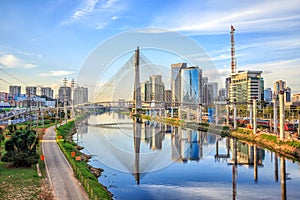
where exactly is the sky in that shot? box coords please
[0,0,300,98]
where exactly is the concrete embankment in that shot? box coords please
[138,114,300,161]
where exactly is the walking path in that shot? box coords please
[42,125,89,200]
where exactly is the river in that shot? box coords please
[74,112,300,200]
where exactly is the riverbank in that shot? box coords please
[230,128,300,161]
[137,113,300,161]
[55,121,112,200]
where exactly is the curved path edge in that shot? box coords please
[42,125,89,200]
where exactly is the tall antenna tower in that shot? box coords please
[230,25,236,74]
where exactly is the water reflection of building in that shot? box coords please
[171,127,213,163]
[229,139,265,166]
[76,119,88,135]
[140,121,165,151]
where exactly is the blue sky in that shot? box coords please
[0,0,300,96]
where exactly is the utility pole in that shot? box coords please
[55,95,59,129]
[253,97,257,134]
[298,111,300,137]
[71,79,75,120]
[63,78,68,123]
[249,100,253,127]
[233,99,237,129]
[279,91,285,141]
[273,95,278,135]
[215,104,218,125]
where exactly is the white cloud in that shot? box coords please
[239,58,300,93]
[95,22,108,30]
[24,63,37,69]
[62,0,123,28]
[0,54,19,67]
[111,15,118,20]
[0,54,37,69]
[39,70,75,77]
[71,0,99,21]
[151,0,300,35]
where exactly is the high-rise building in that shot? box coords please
[150,75,165,102]
[73,87,88,105]
[218,88,227,101]
[9,85,21,96]
[202,77,209,105]
[225,77,231,99]
[207,84,214,105]
[26,86,37,96]
[41,87,53,99]
[264,88,272,103]
[140,81,151,103]
[58,86,71,105]
[208,82,218,102]
[164,90,172,107]
[180,67,201,104]
[273,80,291,103]
[274,80,286,96]
[229,70,264,103]
[171,63,187,104]
[285,87,291,102]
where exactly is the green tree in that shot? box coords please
[0,127,4,147]
[1,130,39,167]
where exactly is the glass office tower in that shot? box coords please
[181,67,200,104]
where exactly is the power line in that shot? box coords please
[0,77,12,85]
[0,67,28,85]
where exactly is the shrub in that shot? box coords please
[1,130,39,167]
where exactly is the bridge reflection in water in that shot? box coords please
[76,112,290,200]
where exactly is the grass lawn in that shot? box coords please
[0,162,41,199]
[0,133,51,200]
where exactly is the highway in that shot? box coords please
[42,125,89,200]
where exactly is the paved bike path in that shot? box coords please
[42,125,89,200]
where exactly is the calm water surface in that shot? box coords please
[75,112,300,200]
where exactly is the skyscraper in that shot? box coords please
[180,67,201,104]
[225,77,231,100]
[26,86,37,96]
[164,90,172,107]
[229,70,264,103]
[9,85,21,96]
[264,88,272,103]
[41,87,54,98]
[208,82,218,102]
[73,87,88,105]
[207,84,214,105]
[150,75,165,102]
[219,88,227,101]
[171,63,187,104]
[202,77,209,105]
[140,81,151,103]
[285,87,291,102]
[274,80,286,96]
[274,80,291,103]
[58,86,71,105]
